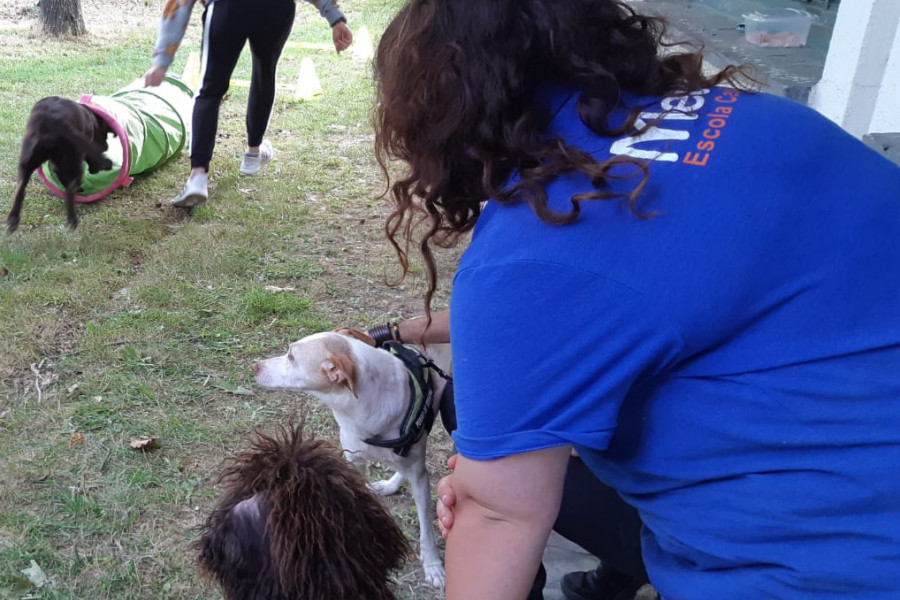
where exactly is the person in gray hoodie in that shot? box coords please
[144,0,352,207]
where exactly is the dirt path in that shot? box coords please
[0,0,159,35]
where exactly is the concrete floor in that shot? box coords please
[628,0,836,102]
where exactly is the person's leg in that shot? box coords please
[526,456,648,600]
[245,0,295,150]
[555,456,647,580]
[190,0,248,173]
[527,562,547,600]
[173,0,248,206]
[554,456,649,600]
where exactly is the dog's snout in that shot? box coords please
[252,362,262,376]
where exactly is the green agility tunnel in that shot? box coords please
[39,75,193,203]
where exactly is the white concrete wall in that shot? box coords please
[870,16,900,133]
[810,0,900,137]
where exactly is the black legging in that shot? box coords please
[191,0,295,171]
[554,456,647,581]
[528,456,648,599]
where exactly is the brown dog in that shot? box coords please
[7,96,114,233]
[196,421,411,600]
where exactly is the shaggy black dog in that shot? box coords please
[196,421,411,600]
[7,96,114,233]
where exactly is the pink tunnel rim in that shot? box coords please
[37,94,134,204]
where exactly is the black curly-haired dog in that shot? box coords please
[7,96,114,233]
[196,421,411,600]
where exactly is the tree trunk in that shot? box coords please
[40,0,86,37]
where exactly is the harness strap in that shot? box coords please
[363,342,437,457]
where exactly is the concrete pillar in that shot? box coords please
[809,0,900,138]
[869,19,900,133]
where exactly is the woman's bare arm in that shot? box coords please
[444,445,572,600]
[397,309,450,345]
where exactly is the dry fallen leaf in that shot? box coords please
[69,432,85,447]
[129,436,159,452]
[21,560,48,588]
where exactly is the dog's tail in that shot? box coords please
[196,419,411,600]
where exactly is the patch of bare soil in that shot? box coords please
[0,0,160,58]
[0,0,159,37]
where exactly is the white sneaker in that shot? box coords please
[171,173,208,208]
[240,140,274,175]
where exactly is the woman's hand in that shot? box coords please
[437,454,458,538]
[144,65,168,87]
[332,21,353,53]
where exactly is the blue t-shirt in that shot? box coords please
[450,86,900,599]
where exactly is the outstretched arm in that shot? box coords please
[144,0,198,86]
[303,0,353,53]
[366,308,451,346]
[331,20,353,53]
[397,309,450,345]
[444,445,571,600]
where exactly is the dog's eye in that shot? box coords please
[287,353,294,362]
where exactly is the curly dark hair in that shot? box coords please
[373,0,751,314]
[195,419,410,600]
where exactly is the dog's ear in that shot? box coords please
[321,353,358,398]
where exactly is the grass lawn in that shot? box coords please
[0,1,460,598]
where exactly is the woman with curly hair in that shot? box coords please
[373,1,900,599]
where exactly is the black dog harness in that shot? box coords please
[364,341,454,457]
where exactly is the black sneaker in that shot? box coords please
[560,564,645,600]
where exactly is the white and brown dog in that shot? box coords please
[252,330,452,588]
